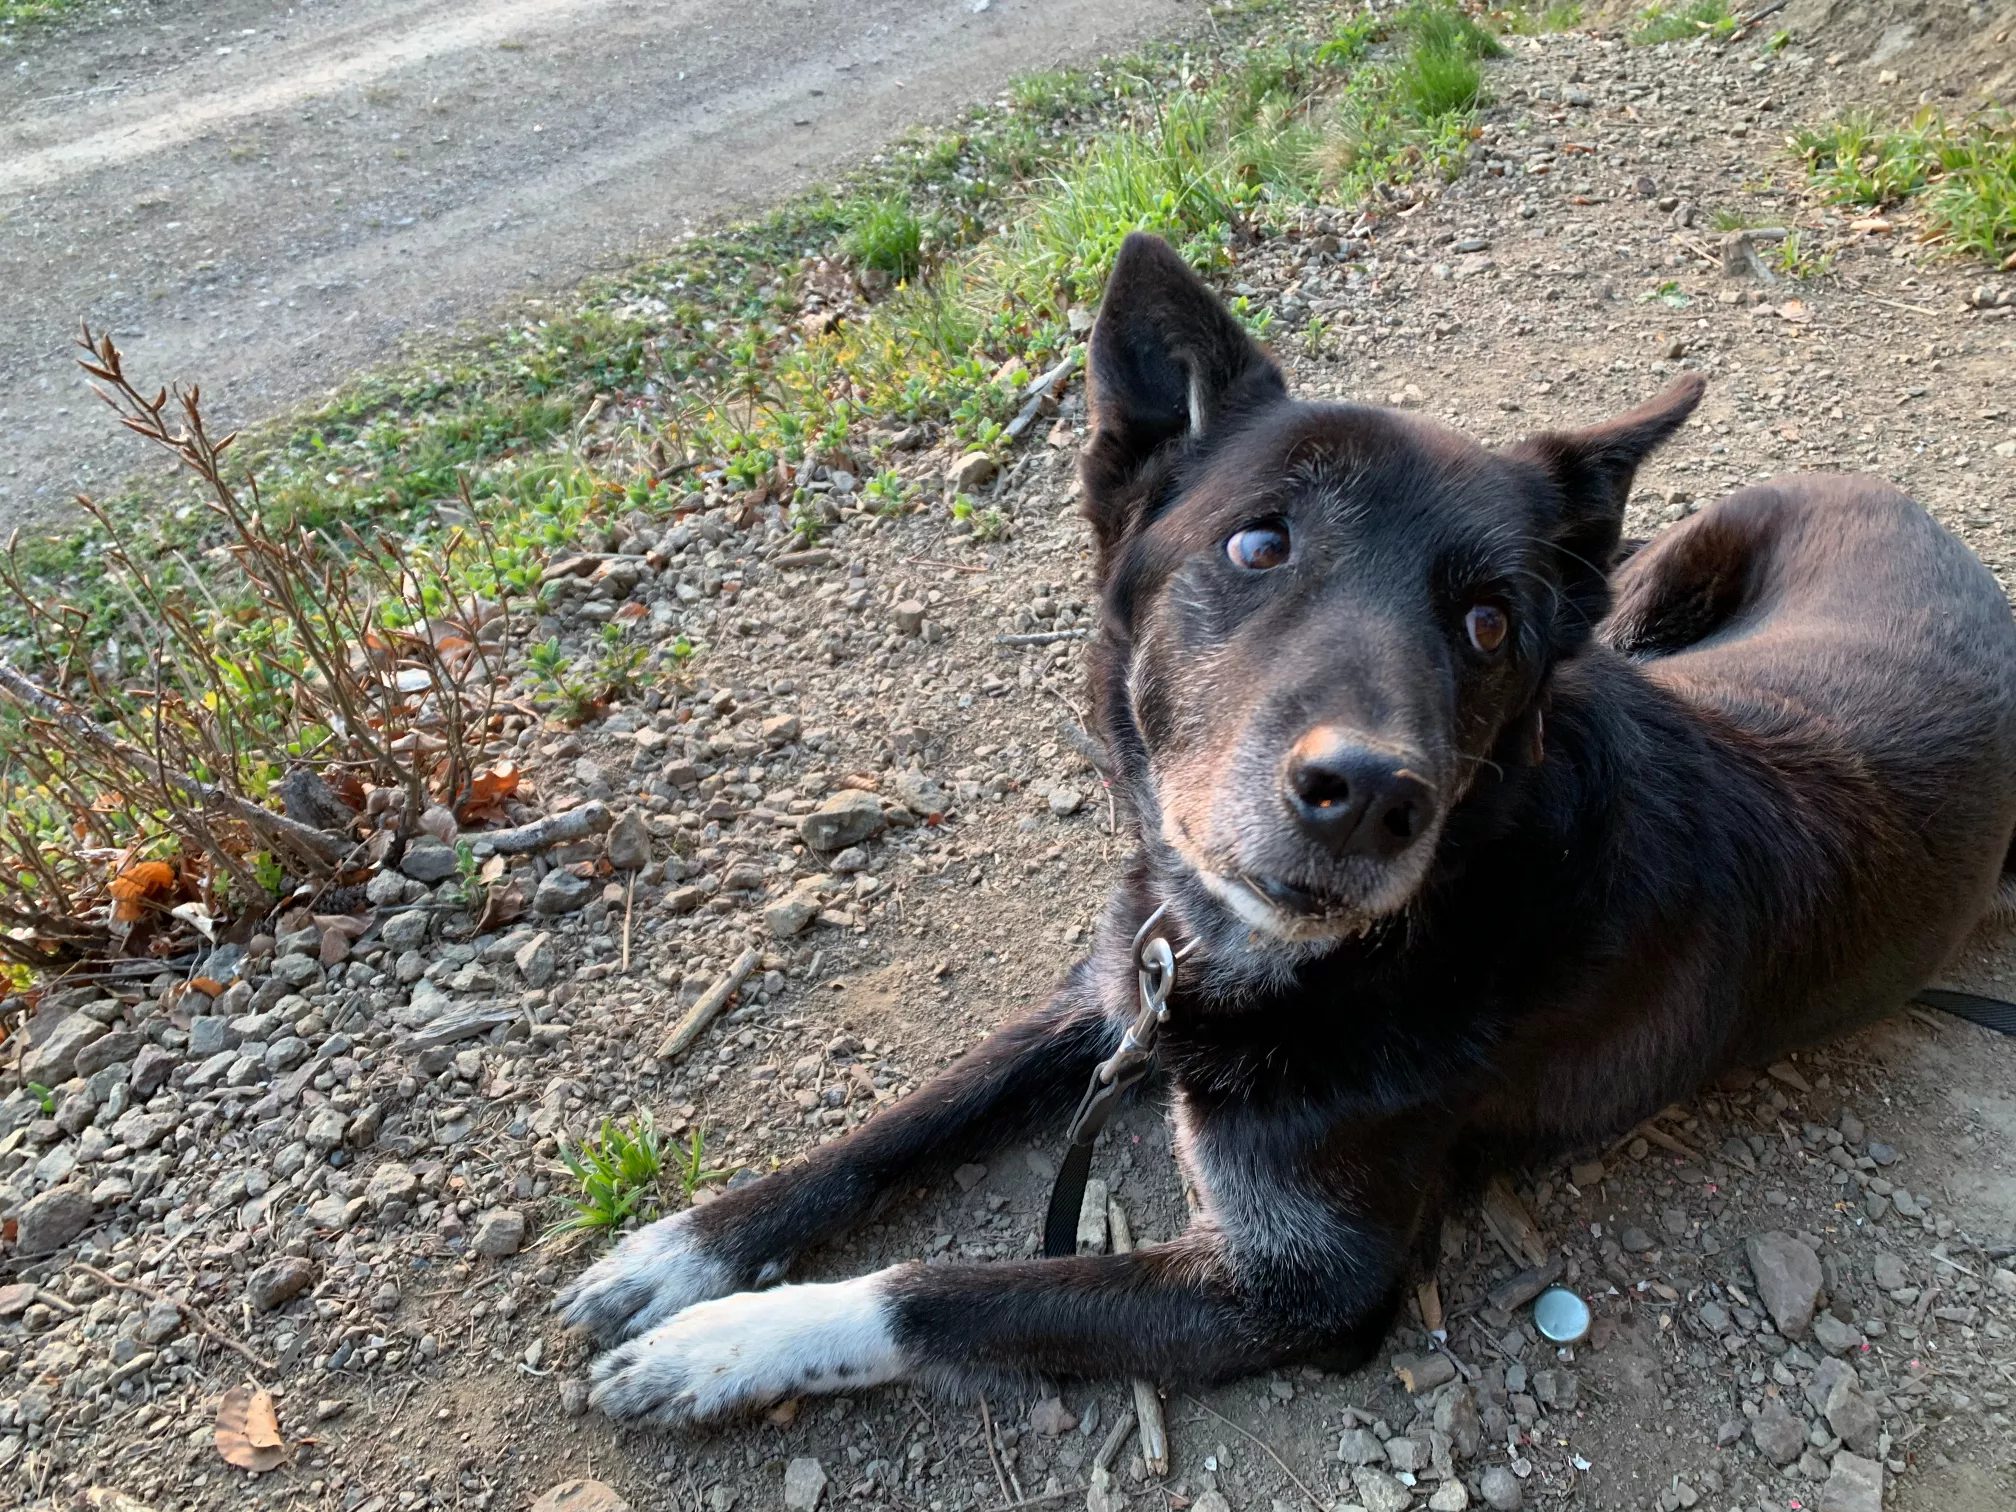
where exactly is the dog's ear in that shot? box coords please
[1081,233,1285,563]
[1510,374,1705,636]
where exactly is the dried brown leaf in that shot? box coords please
[215,1385,289,1471]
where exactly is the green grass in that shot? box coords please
[1,0,85,24]
[549,1113,668,1238]
[1498,1,1582,35]
[1795,108,2016,265]
[1630,0,1735,46]
[841,195,928,280]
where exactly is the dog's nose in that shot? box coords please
[1283,727,1436,859]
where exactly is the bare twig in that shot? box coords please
[977,1393,1016,1506]
[655,947,763,1061]
[0,658,346,867]
[72,1262,274,1375]
[993,629,1089,647]
[1107,1198,1170,1476]
[622,871,635,973]
[476,801,615,854]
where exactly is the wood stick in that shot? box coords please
[655,947,762,1061]
[1480,1174,1549,1268]
[0,657,348,866]
[475,799,613,854]
[1106,1198,1169,1476]
[1093,1407,1137,1474]
[993,629,1089,647]
[72,1262,274,1375]
[977,1393,1015,1506]
[621,872,635,974]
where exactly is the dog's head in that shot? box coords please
[1083,233,1702,966]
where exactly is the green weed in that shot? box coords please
[675,1126,735,1200]
[548,1112,667,1238]
[841,195,927,281]
[1630,0,1735,46]
[1796,108,2015,264]
[1497,1,1582,36]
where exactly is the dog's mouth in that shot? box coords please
[1196,867,1388,943]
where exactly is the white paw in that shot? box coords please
[588,1269,907,1425]
[554,1207,737,1345]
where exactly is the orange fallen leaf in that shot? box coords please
[1777,299,1810,323]
[614,601,648,622]
[109,861,177,923]
[215,1385,290,1472]
[189,976,224,998]
[458,761,521,823]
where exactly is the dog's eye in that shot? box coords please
[1227,523,1291,571]
[1465,604,1510,652]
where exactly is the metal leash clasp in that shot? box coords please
[1063,904,1191,1145]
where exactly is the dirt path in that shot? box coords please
[0,0,1189,529]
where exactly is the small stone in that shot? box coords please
[305,1193,353,1230]
[559,1377,592,1416]
[264,1035,311,1072]
[893,600,926,635]
[1750,1400,1804,1465]
[1383,1435,1427,1473]
[1619,1225,1654,1253]
[21,1012,110,1083]
[306,1107,348,1151]
[1047,785,1084,817]
[798,791,886,852]
[137,1298,184,1344]
[1989,1266,2016,1298]
[945,451,998,494]
[187,1016,235,1056]
[530,1480,632,1512]
[1872,1252,1908,1291]
[1479,1466,1523,1512]
[1030,1397,1077,1436]
[1811,1312,1865,1355]
[74,1029,141,1078]
[1826,1380,1883,1454]
[366,1162,419,1211]
[1747,1231,1823,1340]
[1351,1467,1413,1512]
[1818,1450,1883,1512]
[316,1399,350,1421]
[1190,1494,1230,1512]
[381,910,431,951]
[472,1208,527,1257]
[536,869,594,914]
[399,838,462,883]
[1569,1160,1604,1186]
[1435,1382,1482,1460]
[1338,1427,1385,1465]
[246,1256,316,1311]
[762,888,821,940]
[953,1162,988,1192]
[782,1456,828,1512]
[1429,1482,1471,1512]
[128,1042,179,1097]
[605,808,652,871]
[515,932,557,986]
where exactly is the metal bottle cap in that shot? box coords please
[1533,1286,1592,1345]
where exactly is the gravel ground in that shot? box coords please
[4,11,2016,1512]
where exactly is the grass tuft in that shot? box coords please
[841,195,928,281]
[1796,108,2016,265]
[1630,0,1735,46]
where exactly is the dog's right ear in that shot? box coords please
[1081,233,1285,566]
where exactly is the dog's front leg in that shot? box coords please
[589,1231,1374,1426]
[556,974,1122,1346]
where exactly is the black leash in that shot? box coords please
[1914,988,2016,1036]
[1043,906,1192,1259]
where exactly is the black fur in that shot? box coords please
[561,232,2016,1415]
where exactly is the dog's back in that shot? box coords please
[1604,475,2016,1058]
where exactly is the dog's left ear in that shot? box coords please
[1510,374,1706,633]
[1081,233,1286,567]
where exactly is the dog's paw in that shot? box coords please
[587,1270,907,1426]
[554,1207,739,1346]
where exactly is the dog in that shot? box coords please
[556,231,2016,1425]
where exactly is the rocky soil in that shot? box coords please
[5,11,2016,1512]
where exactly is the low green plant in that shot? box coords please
[1775,230,1834,281]
[1396,41,1484,120]
[1630,0,1735,46]
[1796,108,2015,264]
[1708,206,1776,231]
[840,195,927,281]
[0,0,84,22]
[549,1112,667,1238]
[675,1125,735,1200]
[861,468,914,516]
[1498,1,1582,36]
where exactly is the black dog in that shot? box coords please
[557,232,2016,1423]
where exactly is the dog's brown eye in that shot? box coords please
[1465,604,1509,652]
[1227,523,1290,571]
